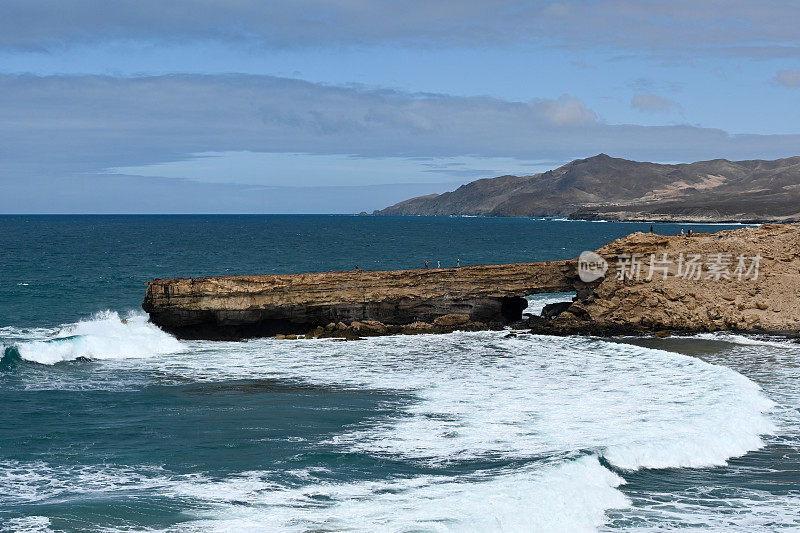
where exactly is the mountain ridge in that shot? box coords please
[374,154,800,222]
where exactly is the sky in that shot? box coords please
[2,1,800,213]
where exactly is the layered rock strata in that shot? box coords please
[143,260,590,339]
[143,223,800,340]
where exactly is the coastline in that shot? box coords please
[373,212,778,224]
[143,223,800,341]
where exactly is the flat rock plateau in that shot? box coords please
[143,223,800,340]
[143,260,592,340]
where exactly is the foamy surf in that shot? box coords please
[0,455,627,533]
[171,455,629,533]
[3,311,184,365]
[688,332,796,348]
[0,325,784,531]
[296,334,776,472]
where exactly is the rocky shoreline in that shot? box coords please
[528,223,800,337]
[143,260,593,340]
[143,223,800,340]
[566,212,792,224]
[274,313,506,341]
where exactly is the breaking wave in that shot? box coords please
[0,326,783,530]
[1,311,184,366]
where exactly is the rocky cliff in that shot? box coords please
[143,260,592,339]
[143,223,800,340]
[537,223,800,335]
[375,154,800,222]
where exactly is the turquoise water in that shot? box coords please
[1,216,798,531]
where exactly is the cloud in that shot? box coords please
[631,94,679,113]
[774,69,800,87]
[532,95,597,127]
[1,1,800,56]
[2,73,800,212]
[0,74,606,177]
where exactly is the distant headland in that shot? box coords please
[374,154,800,223]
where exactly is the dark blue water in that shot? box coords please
[0,215,733,328]
[1,216,797,532]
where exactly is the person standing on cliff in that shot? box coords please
[457,258,460,267]
[425,260,429,269]
[437,260,441,268]
[650,225,654,233]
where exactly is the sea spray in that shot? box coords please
[6,311,184,365]
[0,326,784,530]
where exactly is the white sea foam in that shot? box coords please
[609,486,800,531]
[0,327,782,530]
[525,292,575,315]
[1,516,51,533]
[688,332,795,348]
[0,456,626,532]
[109,332,777,472]
[172,456,628,533]
[7,311,185,365]
[200,333,771,471]
[0,460,173,504]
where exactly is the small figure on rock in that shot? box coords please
[437,260,441,268]
[457,258,460,267]
[425,260,429,269]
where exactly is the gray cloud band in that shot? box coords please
[3,74,800,182]
[2,0,800,57]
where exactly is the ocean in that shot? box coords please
[1,215,798,532]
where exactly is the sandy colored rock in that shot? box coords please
[433,314,470,326]
[350,320,388,336]
[144,223,800,340]
[401,322,437,335]
[143,257,589,339]
[538,223,800,335]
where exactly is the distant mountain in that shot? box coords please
[374,154,800,222]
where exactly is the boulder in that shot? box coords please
[401,322,437,334]
[541,301,572,319]
[433,314,470,327]
[350,320,388,335]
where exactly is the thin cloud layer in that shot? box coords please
[2,73,800,183]
[532,95,597,127]
[774,69,800,87]
[631,94,679,114]
[2,1,800,56]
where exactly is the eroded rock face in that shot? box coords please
[534,223,800,336]
[143,260,589,339]
[143,223,800,340]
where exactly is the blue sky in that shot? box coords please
[2,1,800,213]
